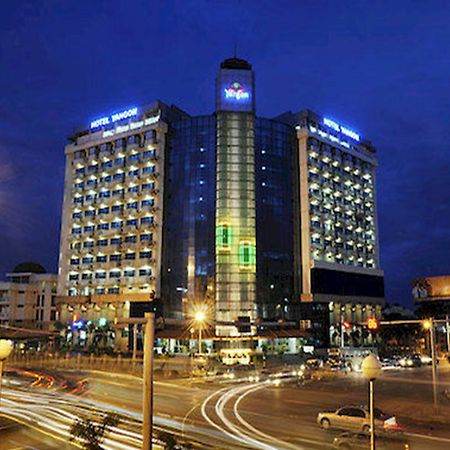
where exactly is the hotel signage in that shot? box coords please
[90,107,138,129]
[224,82,250,101]
[323,117,360,142]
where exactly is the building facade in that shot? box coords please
[57,57,384,351]
[287,110,384,345]
[0,263,58,330]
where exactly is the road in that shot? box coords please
[1,364,450,449]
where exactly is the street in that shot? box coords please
[1,363,450,449]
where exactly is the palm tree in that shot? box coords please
[70,412,120,450]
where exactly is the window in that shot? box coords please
[69,274,79,281]
[100,175,112,183]
[75,167,85,175]
[85,194,95,201]
[141,199,154,207]
[72,212,82,219]
[114,157,125,165]
[127,202,138,210]
[50,310,56,321]
[83,241,94,248]
[74,197,83,204]
[95,288,105,295]
[101,160,113,169]
[82,256,93,264]
[238,242,256,270]
[112,189,124,196]
[140,216,153,225]
[128,152,141,161]
[139,251,152,259]
[88,164,98,172]
[111,221,123,229]
[99,190,111,198]
[96,255,107,262]
[126,219,138,226]
[86,179,97,186]
[82,273,93,280]
[72,227,82,234]
[110,271,121,278]
[85,210,95,217]
[83,225,94,232]
[95,271,106,279]
[124,269,135,277]
[70,258,80,265]
[143,150,155,159]
[128,186,139,193]
[96,239,108,246]
[125,253,136,260]
[110,237,122,245]
[140,234,153,242]
[125,235,137,243]
[97,223,109,230]
[141,183,155,191]
[216,224,232,250]
[98,207,110,214]
[142,165,155,174]
[139,268,152,276]
[110,254,121,261]
[112,204,124,212]
[113,173,124,180]
[128,169,139,177]
[108,287,119,294]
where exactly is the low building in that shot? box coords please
[0,263,58,331]
[413,275,450,319]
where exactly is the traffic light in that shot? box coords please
[367,317,379,330]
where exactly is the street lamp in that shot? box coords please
[195,310,206,354]
[422,318,438,408]
[0,340,13,407]
[362,354,382,450]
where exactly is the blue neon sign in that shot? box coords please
[90,107,138,129]
[323,117,360,142]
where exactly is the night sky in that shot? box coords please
[1,1,449,308]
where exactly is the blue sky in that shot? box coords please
[0,0,449,307]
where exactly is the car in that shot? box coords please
[332,432,410,449]
[317,405,398,432]
[399,354,421,368]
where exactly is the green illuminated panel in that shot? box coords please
[238,242,256,270]
[216,224,232,251]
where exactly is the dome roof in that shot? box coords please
[220,57,252,70]
[12,262,47,274]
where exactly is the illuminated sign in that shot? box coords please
[224,82,250,101]
[323,117,360,142]
[101,113,160,138]
[91,107,138,129]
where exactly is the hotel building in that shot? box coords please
[57,57,383,351]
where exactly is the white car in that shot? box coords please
[317,405,398,432]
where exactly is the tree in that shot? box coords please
[70,412,120,450]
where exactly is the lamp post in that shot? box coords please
[194,310,206,354]
[362,354,382,450]
[0,340,13,407]
[423,318,438,408]
[142,313,155,450]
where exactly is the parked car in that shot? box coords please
[332,431,409,449]
[399,354,421,368]
[317,405,398,432]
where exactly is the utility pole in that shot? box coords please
[429,319,438,409]
[446,315,450,354]
[142,312,155,450]
[133,324,138,360]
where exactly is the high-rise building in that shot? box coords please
[57,57,383,352]
[57,102,185,351]
[286,109,384,345]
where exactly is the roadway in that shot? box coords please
[1,364,450,449]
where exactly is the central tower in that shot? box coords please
[215,57,257,337]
